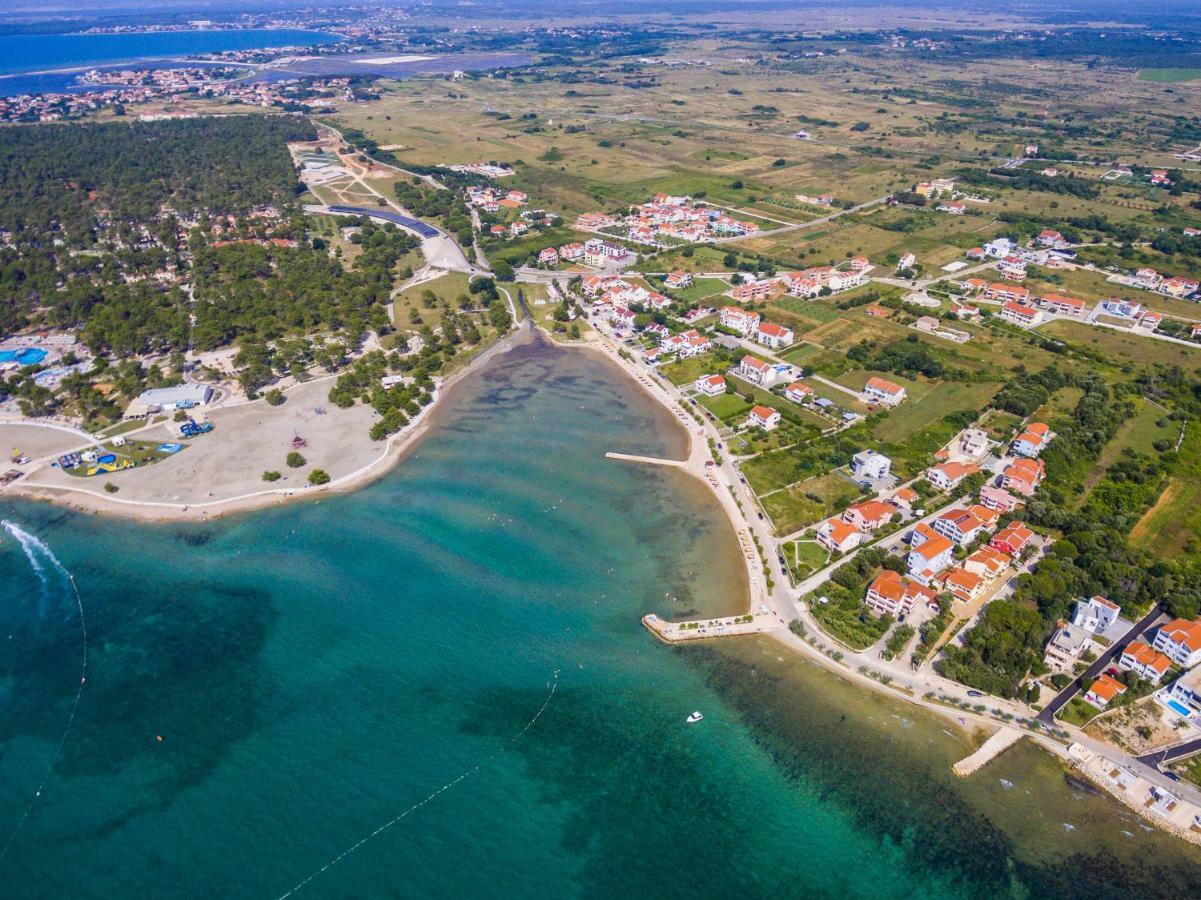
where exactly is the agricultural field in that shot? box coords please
[1138,68,1201,82]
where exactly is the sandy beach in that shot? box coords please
[3,327,528,522]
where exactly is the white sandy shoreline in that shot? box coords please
[6,326,531,524]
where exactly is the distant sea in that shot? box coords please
[0,29,340,95]
[2,336,1200,897]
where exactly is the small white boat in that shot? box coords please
[686,711,704,724]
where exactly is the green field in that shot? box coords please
[659,276,732,304]
[1130,419,1201,556]
[871,380,999,443]
[391,272,472,330]
[659,354,721,387]
[761,471,865,536]
[782,539,831,581]
[698,392,753,422]
[1138,68,1201,83]
[1040,321,1201,375]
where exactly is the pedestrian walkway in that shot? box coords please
[641,612,773,643]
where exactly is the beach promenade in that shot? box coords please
[583,322,1201,842]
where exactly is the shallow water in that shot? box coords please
[0,337,1198,897]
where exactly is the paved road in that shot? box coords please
[1038,605,1166,723]
[714,194,889,244]
[1138,735,1201,769]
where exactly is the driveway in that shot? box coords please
[1038,606,1166,724]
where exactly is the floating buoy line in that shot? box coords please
[276,669,560,899]
[0,521,89,864]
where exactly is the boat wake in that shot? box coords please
[0,520,89,863]
[276,669,561,899]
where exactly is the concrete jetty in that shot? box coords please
[605,451,687,468]
[952,726,1024,776]
[642,612,772,644]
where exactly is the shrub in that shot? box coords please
[103,482,119,494]
[286,451,306,468]
[262,470,282,482]
[309,468,331,485]
[264,389,285,407]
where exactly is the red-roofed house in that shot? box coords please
[864,570,934,618]
[997,300,1044,328]
[1152,619,1201,668]
[747,405,781,431]
[817,517,861,554]
[1118,641,1173,685]
[842,500,896,533]
[1162,277,1199,299]
[990,522,1035,556]
[721,306,762,336]
[932,508,986,546]
[1085,674,1127,709]
[731,280,781,303]
[964,545,1010,579]
[611,307,636,330]
[1003,458,1046,496]
[863,376,907,406]
[925,461,980,492]
[979,484,1022,513]
[757,322,795,349]
[1039,294,1085,317]
[1013,422,1054,458]
[738,355,771,385]
[997,255,1027,282]
[942,568,986,603]
[784,382,814,404]
[696,374,727,396]
[907,523,955,582]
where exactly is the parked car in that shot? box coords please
[967,690,983,698]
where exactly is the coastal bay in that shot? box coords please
[3,337,1200,897]
[0,29,341,76]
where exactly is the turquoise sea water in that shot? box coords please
[2,336,1200,897]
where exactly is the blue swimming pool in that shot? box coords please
[1168,699,1192,717]
[0,347,48,366]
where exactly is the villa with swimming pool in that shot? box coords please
[1158,666,1201,722]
